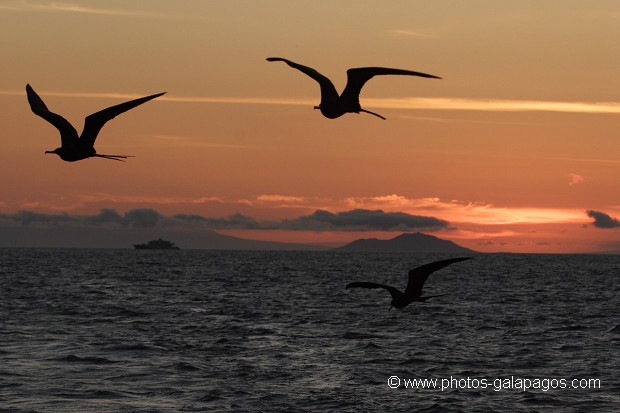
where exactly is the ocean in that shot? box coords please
[1,249,619,412]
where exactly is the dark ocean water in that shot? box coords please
[1,249,619,412]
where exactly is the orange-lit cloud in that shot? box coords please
[191,196,226,205]
[363,97,620,114]
[255,194,307,204]
[5,89,620,114]
[568,173,585,186]
[342,194,587,226]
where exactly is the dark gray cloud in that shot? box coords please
[0,208,451,248]
[173,212,269,229]
[0,208,448,232]
[84,208,124,225]
[10,210,77,226]
[586,210,620,229]
[1,208,166,228]
[124,208,164,228]
[282,209,448,231]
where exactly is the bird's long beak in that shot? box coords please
[313,105,320,110]
[44,151,52,154]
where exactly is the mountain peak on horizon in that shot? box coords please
[334,232,475,253]
[392,232,435,240]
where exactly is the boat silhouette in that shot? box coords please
[133,238,180,250]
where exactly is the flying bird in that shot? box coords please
[266,57,440,120]
[26,84,165,162]
[346,257,472,311]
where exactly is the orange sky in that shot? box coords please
[1,0,619,252]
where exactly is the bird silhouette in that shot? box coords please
[346,257,472,311]
[26,84,165,162]
[266,57,440,120]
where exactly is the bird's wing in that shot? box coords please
[266,57,340,102]
[404,257,472,298]
[342,67,441,105]
[80,92,165,147]
[346,282,403,301]
[26,84,79,147]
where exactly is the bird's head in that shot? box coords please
[313,103,342,119]
[45,148,61,157]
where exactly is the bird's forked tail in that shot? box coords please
[93,154,135,162]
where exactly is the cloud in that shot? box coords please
[173,212,266,230]
[3,193,589,229]
[362,97,620,114]
[11,210,77,226]
[191,196,226,204]
[282,209,448,231]
[5,88,620,114]
[568,173,585,186]
[84,208,123,225]
[256,194,307,204]
[0,1,185,19]
[124,208,164,228]
[1,208,165,229]
[0,208,448,232]
[586,210,620,229]
[388,29,434,38]
[171,209,448,232]
[343,194,586,225]
[151,96,620,114]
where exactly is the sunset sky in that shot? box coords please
[1,0,619,252]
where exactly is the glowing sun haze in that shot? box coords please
[1,0,619,252]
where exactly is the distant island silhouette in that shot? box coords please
[169,230,328,251]
[334,232,475,253]
[126,231,474,251]
[197,231,475,252]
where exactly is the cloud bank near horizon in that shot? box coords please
[0,208,449,232]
